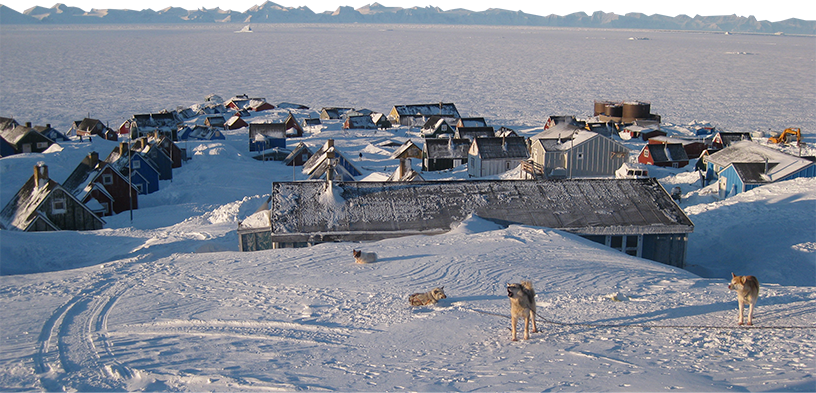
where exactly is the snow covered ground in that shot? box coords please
[0,109,814,391]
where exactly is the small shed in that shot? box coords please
[422,138,471,171]
[467,136,529,178]
[391,140,422,160]
[283,142,314,166]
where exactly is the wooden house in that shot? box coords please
[389,103,460,126]
[204,115,226,129]
[238,179,694,267]
[0,137,16,157]
[467,137,529,178]
[149,134,184,168]
[704,140,816,198]
[302,139,362,181]
[544,115,584,130]
[638,143,689,168]
[34,124,70,142]
[320,107,354,120]
[133,137,173,180]
[62,151,138,216]
[301,118,322,128]
[456,117,488,129]
[530,129,629,179]
[130,113,179,140]
[0,163,105,231]
[283,142,314,166]
[73,118,118,141]
[422,138,471,171]
[226,115,249,130]
[179,125,225,141]
[711,132,752,149]
[371,113,391,129]
[248,123,287,152]
[343,114,378,130]
[495,126,518,138]
[0,122,55,154]
[226,95,275,112]
[648,136,707,158]
[391,140,422,160]
[456,127,495,141]
[420,116,456,138]
[282,112,304,137]
[104,142,160,195]
[0,117,19,131]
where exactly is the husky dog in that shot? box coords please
[409,287,447,306]
[352,249,377,264]
[728,273,759,326]
[507,281,537,340]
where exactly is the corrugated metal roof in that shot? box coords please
[252,179,693,242]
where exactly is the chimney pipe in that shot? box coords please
[34,162,49,188]
[25,122,32,128]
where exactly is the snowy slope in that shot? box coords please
[1,114,815,391]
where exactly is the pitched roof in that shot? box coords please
[393,103,460,118]
[471,137,529,160]
[643,143,689,163]
[247,179,693,242]
[707,140,814,181]
[731,162,779,184]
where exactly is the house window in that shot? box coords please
[441,124,448,131]
[606,235,641,257]
[131,160,141,169]
[135,183,144,194]
[102,174,113,185]
[576,149,584,160]
[37,142,49,149]
[52,197,67,213]
[643,148,649,158]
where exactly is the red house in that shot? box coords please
[638,143,689,168]
[62,151,139,216]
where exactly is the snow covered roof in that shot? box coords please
[470,137,529,160]
[707,140,814,181]
[643,143,689,163]
[244,179,694,243]
[390,140,421,159]
[531,123,585,141]
[423,138,470,159]
[393,103,460,118]
[534,130,605,152]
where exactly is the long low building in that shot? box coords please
[238,179,694,267]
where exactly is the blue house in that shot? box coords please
[705,140,816,198]
[104,143,161,195]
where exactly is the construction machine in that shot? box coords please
[768,128,802,145]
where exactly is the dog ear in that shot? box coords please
[731,272,736,278]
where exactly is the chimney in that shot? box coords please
[86,151,99,168]
[25,122,32,128]
[46,124,51,128]
[34,162,49,189]
[327,139,334,149]
[119,142,127,155]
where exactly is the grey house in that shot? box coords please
[237,179,693,267]
[467,137,529,178]
[530,128,629,179]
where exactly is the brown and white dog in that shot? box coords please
[507,280,537,340]
[728,272,760,326]
[352,249,377,264]
[409,287,447,306]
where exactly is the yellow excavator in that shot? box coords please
[768,128,803,145]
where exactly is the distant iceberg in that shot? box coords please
[235,25,252,33]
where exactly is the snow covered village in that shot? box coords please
[0,13,816,392]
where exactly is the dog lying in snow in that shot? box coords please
[507,280,537,340]
[728,272,759,326]
[352,249,377,264]
[409,287,447,306]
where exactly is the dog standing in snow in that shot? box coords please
[352,249,377,264]
[728,272,759,326]
[409,287,447,306]
[507,280,537,340]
